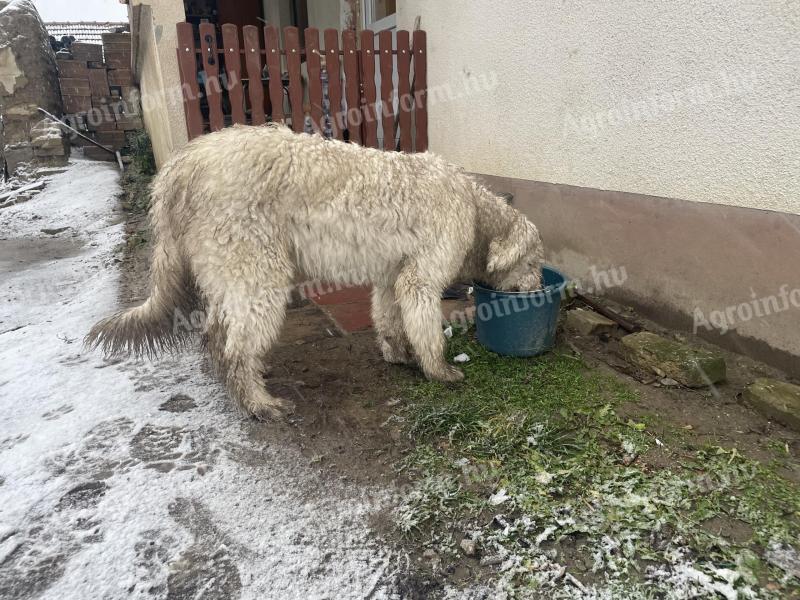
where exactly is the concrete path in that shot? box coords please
[0,159,399,600]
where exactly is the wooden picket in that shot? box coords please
[221,25,246,125]
[412,30,428,152]
[323,28,343,140]
[198,23,224,131]
[341,29,361,144]
[378,30,395,151]
[175,22,428,152]
[175,22,203,139]
[264,25,283,123]
[304,27,324,134]
[242,25,265,125]
[283,27,304,132]
[396,30,413,152]
[359,30,378,148]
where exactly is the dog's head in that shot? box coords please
[484,216,544,292]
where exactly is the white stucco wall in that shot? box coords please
[397,1,800,215]
[130,0,188,167]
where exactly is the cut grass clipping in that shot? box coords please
[394,328,800,598]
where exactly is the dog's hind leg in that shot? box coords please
[394,262,464,383]
[201,250,295,420]
[371,285,413,365]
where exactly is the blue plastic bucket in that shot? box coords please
[473,266,568,357]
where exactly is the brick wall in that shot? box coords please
[56,33,143,161]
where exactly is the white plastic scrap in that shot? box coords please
[453,353,470,363]
[535,525,557,547]
[443,326,453,339]
[489,488,509,506]
[765,542,800,580]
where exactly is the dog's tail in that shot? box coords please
[86,221,196,358]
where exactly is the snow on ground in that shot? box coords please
[0,158,398,599]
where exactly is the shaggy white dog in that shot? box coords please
[88,125,544,419]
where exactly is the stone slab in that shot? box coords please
[620,331,726,387]
[566,308,617,336]
[743,378,800,431]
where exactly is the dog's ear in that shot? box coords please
[486,218,542,273]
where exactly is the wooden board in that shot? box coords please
[175,22,204,139]
[242,26,265,125]
[323,29,343,140]
[221,24,246,125]
[412,30,428,151]
[305,27,324,135]
[264,25,284,123]
[378,30,395,150]
[199,22,224,131]
[359,30,378,148]
[396,30,412,152]
[342,30,361,144]
[284,26,304,132]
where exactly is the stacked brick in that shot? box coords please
[56,32,143,161]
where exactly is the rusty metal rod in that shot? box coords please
[37,107,124,171]
[575,292,640,333]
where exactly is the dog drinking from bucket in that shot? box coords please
[87,125,544,419]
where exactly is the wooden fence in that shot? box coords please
[175,23,428,152]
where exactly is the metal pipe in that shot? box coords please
[37,107,124,172]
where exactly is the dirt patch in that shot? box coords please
[249,304,413,485]
[114,212,800,596]
[564,305,800,482]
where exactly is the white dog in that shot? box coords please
[88,125,543,419]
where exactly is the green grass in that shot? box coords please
[120,130,156,215]
[394,328,800,598]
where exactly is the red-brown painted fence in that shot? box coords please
[341,29,361,145]
[198,22,224,132]
[359,30,378,148]
[323,29,343,140]
[305,27,324,134]
[395,30,413,153]
[175,23,428,153]
[378,30,395,151]
[221,24,246,125]
[175,23,203,137]
[242,25,266,125]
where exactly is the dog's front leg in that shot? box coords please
[394,263,464,383]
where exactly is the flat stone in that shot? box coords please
[459,538,477,557]
[620,331,726,388]
[41,227,69,235]
[743,378,800,431]
[36,167,68,176]
[566,308,617,336]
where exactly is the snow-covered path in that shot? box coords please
[0,159,396,599]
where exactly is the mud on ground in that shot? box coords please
[118,214,800,598]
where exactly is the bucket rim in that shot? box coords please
[473,265,568,297]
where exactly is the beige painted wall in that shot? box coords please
[262,0,293,31]
[307,0,341,31]
[130,0,188,167]
[398,1,800,215]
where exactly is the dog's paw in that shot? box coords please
[248,396,296,422]
[379,339,414,365]
[428,365,465,383]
